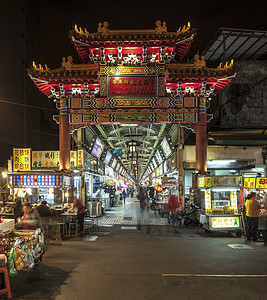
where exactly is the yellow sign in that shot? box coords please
[32,151,77,169]
[205,189,211,212]
[13,148,31,171]
[198,177,206,187]
[230,191,237,211]
[243,177,256,188]
[256,177,267,189]
[211,216,239,228]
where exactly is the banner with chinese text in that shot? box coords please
[32,151,77,170]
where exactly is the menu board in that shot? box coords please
[152,158,157,169]
[111,159,117,170]
[9,174,64,188]
[161,138,172,158]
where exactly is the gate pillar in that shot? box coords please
[196,110,207,174]
[59,98,70,171]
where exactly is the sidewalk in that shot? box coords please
[98,197,167,226]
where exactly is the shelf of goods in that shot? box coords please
[0,227,45,277]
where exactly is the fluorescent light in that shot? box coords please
[211,188,239,192]
[207,160,236,165]
[120,124,138,127]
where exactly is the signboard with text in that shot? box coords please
[243,177,256,189]
[9,174,64,188]
[32,151,77,170]
[13,148,31,171]
[256,177,267,189]
[108,77,157,97]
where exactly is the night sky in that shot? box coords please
[39,0,267,68]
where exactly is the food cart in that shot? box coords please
[198,176,243,237]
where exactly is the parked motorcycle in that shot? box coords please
[182,202,201,226]
[150,197,160,210]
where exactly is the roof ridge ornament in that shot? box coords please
[217,59,234,70]
[155,20,167,34]
[62,56,73,69]
[97,21,109,34]
[193,54,206,68]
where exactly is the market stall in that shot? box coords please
[198,176,243,236]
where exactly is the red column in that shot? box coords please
[196,113,207,174]
[59,99,70,171]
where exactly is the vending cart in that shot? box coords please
[198,176,243,237]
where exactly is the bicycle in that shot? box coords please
[168,211,182,233]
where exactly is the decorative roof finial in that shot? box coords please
[97,21,109,34]
[155,20,167,34]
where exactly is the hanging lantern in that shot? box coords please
[127,141,138,161]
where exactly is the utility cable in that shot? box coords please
[0,98,57,112]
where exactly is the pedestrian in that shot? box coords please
[168,194,182,220]
[122,189,127,205]
[149,187,155,200]
[137,187,147,210]
[130,187,134,198]
[245,192,260,242]
[68,198,86,233]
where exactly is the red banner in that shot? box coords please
[108,77,157,97]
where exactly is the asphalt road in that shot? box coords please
[10,225,267,300]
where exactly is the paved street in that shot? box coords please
[9,198,267,300]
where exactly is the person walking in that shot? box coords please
[137,187,147,210]
[122,189,127,205]
[245,192,260,242]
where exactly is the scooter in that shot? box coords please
[182,202,201,226]
[150,197,160,210]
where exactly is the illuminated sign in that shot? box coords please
[9,174,64,188]
[92,138,104,158]
[208,176,242,187]
[243,177,256,188]
[108,77,157,97]
[13,148,31,171]
[155,185,163,192]
[205,189,211,213]
[161,138,172,158]
[104,152,112,164]
[198,177,206,188]
[156,150,163,164]
[256,177,267,189]
[210,216,240,228]
[32,151,77,170]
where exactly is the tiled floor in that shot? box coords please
[98,197,168,226]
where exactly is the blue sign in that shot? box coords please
[112,148,123,157]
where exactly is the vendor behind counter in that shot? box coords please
[35,200,52,217]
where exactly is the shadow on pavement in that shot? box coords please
[10,263,70,299]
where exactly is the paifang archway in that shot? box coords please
[28,21,237,181]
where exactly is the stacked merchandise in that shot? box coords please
[0,229,44,276]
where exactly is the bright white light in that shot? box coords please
[207,160,236,165]
[2,171,7,178]
[211,188,239,192]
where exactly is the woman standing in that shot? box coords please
[19,202,42,231]
[68,198,86,233]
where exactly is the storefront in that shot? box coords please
[198,175,243,236]
[8,172,72,207]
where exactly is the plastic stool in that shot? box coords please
[0,266,12,299]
